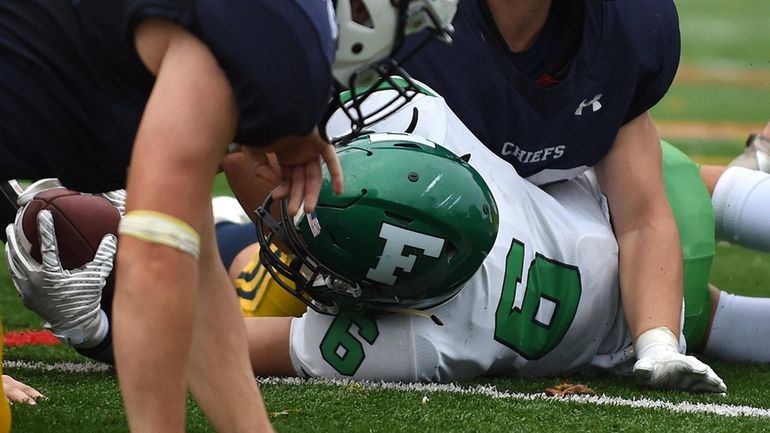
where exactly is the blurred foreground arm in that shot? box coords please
[116,19,271,433]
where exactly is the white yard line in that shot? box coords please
[262,377,770,419]
[7,360,770,418]
[5,360,112,373]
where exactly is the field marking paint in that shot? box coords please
[260,377,770,419]
[6,360,770,418]
[5,360,111,373]
[4,330,61,347]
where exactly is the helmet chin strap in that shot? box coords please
[393,308,444,326]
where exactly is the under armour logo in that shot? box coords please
[574,93,603,115]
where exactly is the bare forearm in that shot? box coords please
[222,151,280,220]
[186,219,272,432]
[187,285,271,432]
[617,209,683,340]
[121,16,272,432]
[596,112,684,342]
[114,241,198,433]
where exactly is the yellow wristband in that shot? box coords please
[119,210,201,258]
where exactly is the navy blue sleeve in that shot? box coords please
[194,0,336,146]
[125,0,336,147]
[622,0,680,124]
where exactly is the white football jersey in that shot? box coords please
[289,90,633,381]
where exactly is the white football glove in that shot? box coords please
[99,189,126,216]
[5,178,69,297]
[16,178,65,207]
[633,327,726,394]
[5,209,114,347]
[15,177,126,215]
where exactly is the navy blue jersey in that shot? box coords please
[399,0,680,185]
[0,0,335,192]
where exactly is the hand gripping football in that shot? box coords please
[19,188,121,317]
[21,188,120,269]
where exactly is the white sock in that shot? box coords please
[703,291,770,362]
[712,166,770,252]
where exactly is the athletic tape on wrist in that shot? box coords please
[118,210,200,258]
[634,326,679,354]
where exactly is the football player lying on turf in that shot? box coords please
[232,90,770,383]
[7,91,770,393]
[234,148,755,389]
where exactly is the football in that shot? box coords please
[21,188,121,270]
[19,187,121,318]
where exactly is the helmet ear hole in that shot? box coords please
[384,211,413,225]
[352,0,374,27]
[393,141,422,149]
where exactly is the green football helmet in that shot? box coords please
[256,132,499,314]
